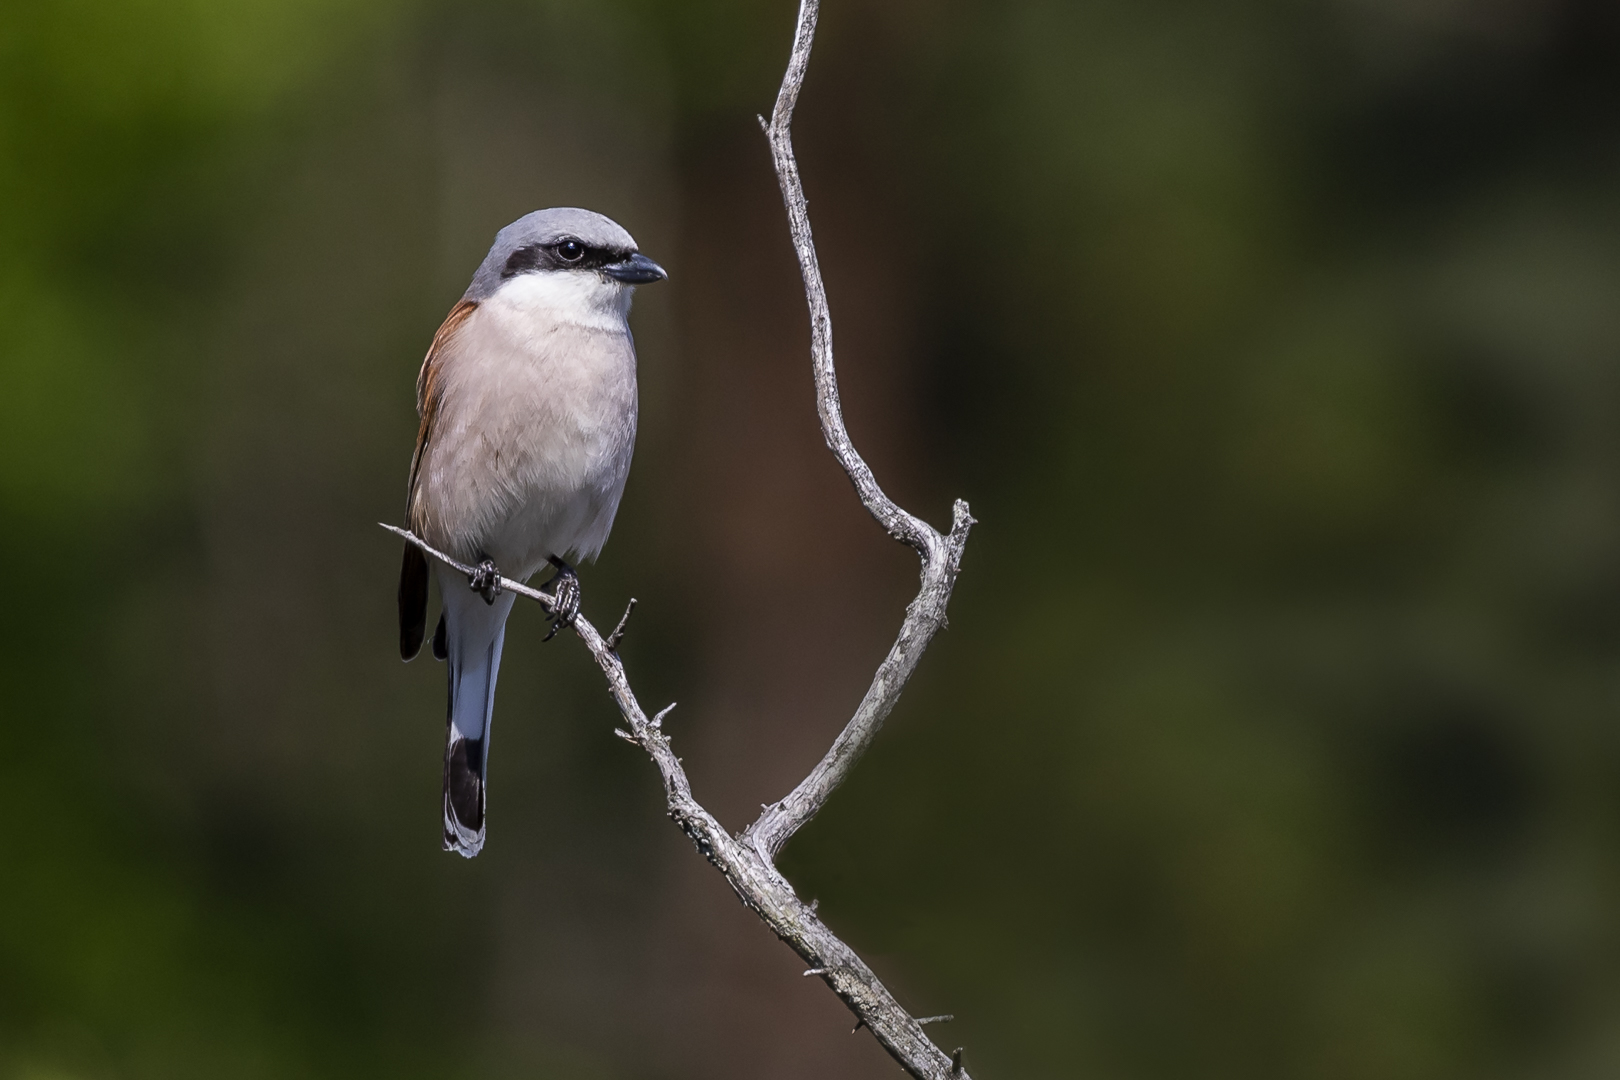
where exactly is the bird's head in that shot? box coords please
[464,207,667,317]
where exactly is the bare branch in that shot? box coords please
[741,0,974,862]
[387,525,971,1079]
[379,524,558,611]
[383,3,976,1075]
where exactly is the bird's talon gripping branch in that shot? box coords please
[468,559,503,604]
[542,555,581,641]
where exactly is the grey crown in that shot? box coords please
[463,208,640,302]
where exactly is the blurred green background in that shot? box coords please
[5,0,1620,1076]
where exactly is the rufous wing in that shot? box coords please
[398,299,478,661]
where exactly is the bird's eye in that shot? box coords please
[557,240,585,263]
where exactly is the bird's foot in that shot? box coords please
[468,559,503,605]
[542,556,580,641]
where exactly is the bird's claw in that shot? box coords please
[468,559,503,605]
[542,560,581,642]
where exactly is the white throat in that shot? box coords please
[486,270,633,332]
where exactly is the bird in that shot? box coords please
[396,207,666,858]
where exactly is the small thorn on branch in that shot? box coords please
[952,1048,965,1075]
[803,967,830,977]
[850,1018,866,1035]
[606,598,638,651]
[613,728,637,744]
[652,702,676,728]
[808,898,819,914]
[917,1014,954,1026]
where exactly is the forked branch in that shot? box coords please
[385,1,974,1075]
[741,0,973,862]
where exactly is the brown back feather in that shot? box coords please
[398,299,478,661]
[407,299,478,531]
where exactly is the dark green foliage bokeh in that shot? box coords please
[4,0,1620,1077]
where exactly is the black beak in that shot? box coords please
[603,252,668,284]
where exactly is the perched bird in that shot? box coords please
[397,207,666,857]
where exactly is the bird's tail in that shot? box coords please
[436,564,518,858]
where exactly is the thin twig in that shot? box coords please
[606,597,638,652]
[379,524,558,611]
[741,0,974,863]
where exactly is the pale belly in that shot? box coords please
[412,303,638,580]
